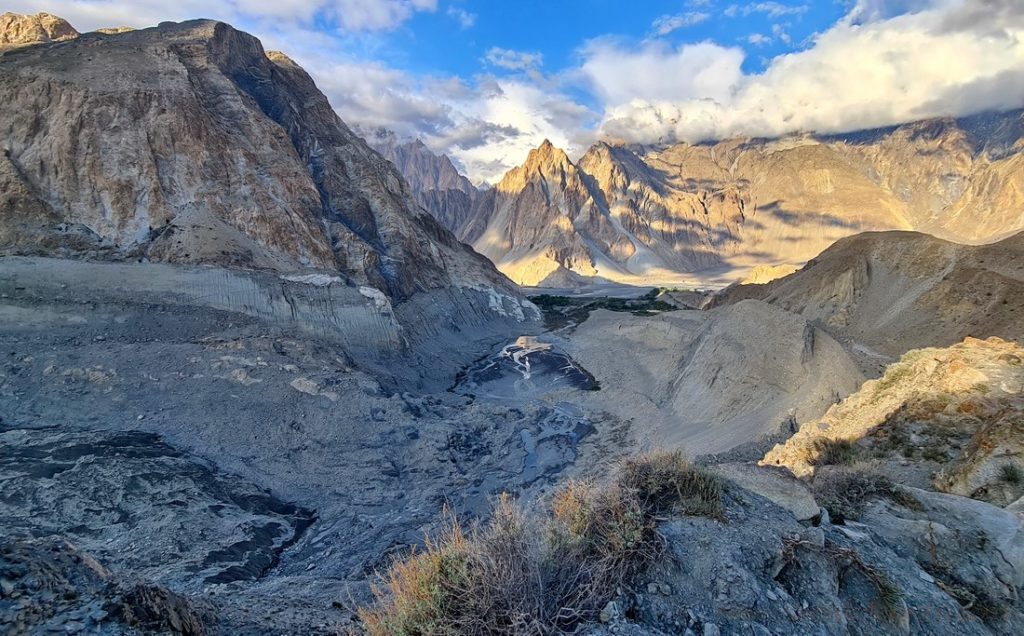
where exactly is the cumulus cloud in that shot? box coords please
[7,0,1024,184]
[651,12,710,36]
[580,39,745,107]
[484,47,544,71]
[597,0,1024,144]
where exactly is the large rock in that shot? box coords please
[0,12,78,50]
[712,462,820,521]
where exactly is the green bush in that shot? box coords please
[999,463,1023,485]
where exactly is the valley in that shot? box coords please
[1,9,1024,636]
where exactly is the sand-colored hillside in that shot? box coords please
[560,300,865,455]
[762,337,1024,507]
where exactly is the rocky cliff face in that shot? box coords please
[467,140,627,286]
[366,131,480,235]
[0,18,519,304]
[0,12,78,50]
[459,110,1024,286]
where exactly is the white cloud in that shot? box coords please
[446,6,475,29]
[7,0,1024,185]
[597,0,1024,144]
[484,47,544,71]
[580,39,745,106]
[2,0,437,32]
[747,33,771,46]
[741,2,809,18]
[651,11,710,36]
[771,23,792,44]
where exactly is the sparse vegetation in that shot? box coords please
[782,540,904,622]
[358,451,723,635]
[812,468,920,523]
[999,463,1023,485]
[810,438,860,466]
[873,364,915,395]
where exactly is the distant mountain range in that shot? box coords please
[377,110,1024,286]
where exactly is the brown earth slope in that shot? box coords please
[762,337,1024,508]
[713,230,1024,372]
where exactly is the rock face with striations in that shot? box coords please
[0,18,520,305]
[366,130,480,234]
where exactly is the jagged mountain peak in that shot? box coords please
[456,108,1024,287]
[524,139,572,167]
[497,139,578,195]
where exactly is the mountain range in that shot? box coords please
[383,111,1024,286]
[4,12,1024,636]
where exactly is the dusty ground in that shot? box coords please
[0,258,637,632]
[5,255,1014,634]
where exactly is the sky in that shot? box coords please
[7,0,1024,183]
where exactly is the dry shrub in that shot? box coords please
[359,451,723,635]
[812,468,920,523]
[999,463,1023,485]
[618,451,724,519]
[810,438,860,467]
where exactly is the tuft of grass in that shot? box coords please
[873,364,915,394]
[359,451,723,635]
[358,512,470,636]
[999,463,1023,485]
[617,450,724,519]
[870,569,905,620]
[811,438,860,467]
[812,468,920,523]
[783,540,904,623]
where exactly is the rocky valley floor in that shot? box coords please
[2,256,1024,635]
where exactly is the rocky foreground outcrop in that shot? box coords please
[1,537,206,635]
[763,337,1024,505]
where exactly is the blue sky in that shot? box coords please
[379,1,848,79]
[9,1,1024,181]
